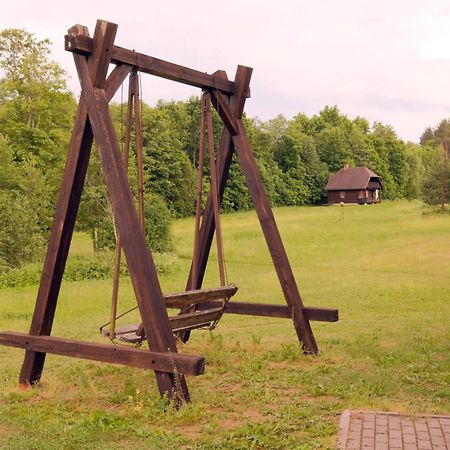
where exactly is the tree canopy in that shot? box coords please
[0,26,449,270]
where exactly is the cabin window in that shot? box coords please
[358,190,365,198]
[340,191,346,199]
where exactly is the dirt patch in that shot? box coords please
[267,361,292,370]
[178,426,202,440]
[0,423,14,438]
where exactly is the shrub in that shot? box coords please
[0,251,180,289]
[0,191,44,268]
[95,193,174,254]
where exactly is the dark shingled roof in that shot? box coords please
[326,166,382,190]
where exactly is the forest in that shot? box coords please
[1,28,450,272]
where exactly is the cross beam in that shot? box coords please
[65,33,237,94]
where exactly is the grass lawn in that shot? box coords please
[0,200,449,449]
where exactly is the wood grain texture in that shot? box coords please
[74,52,189,401]
[2,332,205,375]
[65,33,235,94]
[232,119,319,354]
[196,302,339,322]
[180,66,252,343]
[165,284,237,308]
[19,20,120,385]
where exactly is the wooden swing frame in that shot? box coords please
[0,20,338,405]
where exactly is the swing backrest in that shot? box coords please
[109,284,238,343]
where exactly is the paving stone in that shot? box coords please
[339,410,450,449]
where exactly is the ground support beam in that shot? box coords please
[2,332,205,375]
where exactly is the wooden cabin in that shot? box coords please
[326,166,382,204]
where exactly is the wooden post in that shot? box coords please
[232,120,318,354]
[72,36,189,402]
[180,67,252,342]
[19,21,126,385]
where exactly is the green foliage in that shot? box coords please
[422,153,450,207]
[0,28,75,269]
[420,118,450,158]
[0,190,43,268]
[1,26,446,275]
[141,104,196,217]
[0,248,180,288]
[143,192,174,253]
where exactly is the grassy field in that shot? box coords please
[0,200,449,449]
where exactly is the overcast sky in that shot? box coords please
[2,0,450,142]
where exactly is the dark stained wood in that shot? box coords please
[2,332,205,376]
[165,284,237,308]
[210,89,238,136]
[133,71,146,233]
[232,119,319,354]
[3,20,339,407]
[204,92,226,286]
[91,21,118,89]
[105,64,133,101]
[180,66,253,343]
[191,93,207,290]
[65,33,236,94]
[19,21,119,386]
[73,50,189,402]
[196,301,339,322]
[169,308,224,332]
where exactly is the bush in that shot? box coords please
[0,251,180,289]
[0,191,44,268]
[144,192,174,253]
[95,193,174,254]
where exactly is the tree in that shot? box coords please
[404,143,424,200]
[422,153,450,208]
[315,125,351,173]
[0,191,43,268]
[0,28,76,190]
[141,105,196,217]
[420,119,450,159]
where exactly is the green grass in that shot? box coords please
[0,200,449,449]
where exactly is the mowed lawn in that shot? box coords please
[0,201,449,449]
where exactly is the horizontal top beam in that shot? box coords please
[65,32,239,94]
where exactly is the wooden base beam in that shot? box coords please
[1,332,205,376]
[196,302,338,322]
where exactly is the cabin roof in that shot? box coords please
[326,166,382,191]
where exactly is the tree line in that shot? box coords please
[1,28,449,270]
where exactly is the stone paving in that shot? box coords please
[338,410,450,449]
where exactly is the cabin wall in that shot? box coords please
[327,189,381,204]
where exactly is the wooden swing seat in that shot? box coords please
[104,284,238,343]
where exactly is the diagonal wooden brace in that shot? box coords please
[19,21,131,386]
[73,44,190,402]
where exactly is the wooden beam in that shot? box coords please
[232,119,319,355]
[2,332,205,376]
[210,89,238,136]
[169,309,223,332]
[73,51,190,402]
[19,21,120,386]
[105,64,133,101]
[181,66,252,343]
[65,32,236,94]
[165,285,237,308]
[196,302,339,322]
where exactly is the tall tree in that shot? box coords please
[0,28,75,192]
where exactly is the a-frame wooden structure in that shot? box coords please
[0,20,338,404]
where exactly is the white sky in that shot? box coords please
[2,0,450,143]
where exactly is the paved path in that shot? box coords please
[338,410,450,449]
